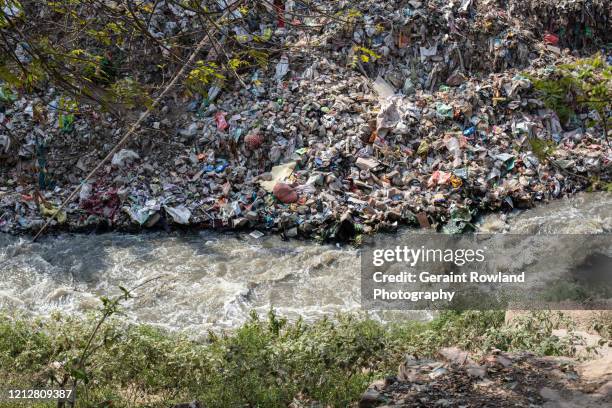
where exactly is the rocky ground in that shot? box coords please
[0,0,610,240]
[358,331,612,408]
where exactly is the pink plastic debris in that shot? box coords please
[544,33,559,46]
[215,111,229,131]
[428,171,453,188]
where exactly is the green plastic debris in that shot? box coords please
[435,102,453,118]
[261,28,272,41]
[39,202,67,224]
[232,128,242,142]
[450,206,472,222]
[443,205,475,234]
[0,85,16,104]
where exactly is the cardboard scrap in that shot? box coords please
[259,161,296,192]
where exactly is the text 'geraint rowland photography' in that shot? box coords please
[361,235,612,310]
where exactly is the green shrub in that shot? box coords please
[530,54,611,146]
[0,309,594,408]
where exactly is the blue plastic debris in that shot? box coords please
[215,159,228,173]
[463,126,476,136]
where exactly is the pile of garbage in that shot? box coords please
[358,322,612,407]
[0,0,610,239]
[358,341,612,408]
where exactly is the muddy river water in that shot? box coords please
[0,193,609,333]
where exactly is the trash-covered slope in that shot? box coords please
[0,0,610,239]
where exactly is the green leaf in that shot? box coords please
[71,368,89,384]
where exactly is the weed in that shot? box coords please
[0,309,593,408]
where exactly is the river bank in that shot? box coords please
[1,309,609,408]
[1,1,610,241]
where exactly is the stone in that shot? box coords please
[466,365,486,379]
[578,352,612,382]
[496,355,513,368]
[429,366,448,379]
[595,381,612,398]
[359,389,385,408]
[539,387,561,401]
[438,347,471,365]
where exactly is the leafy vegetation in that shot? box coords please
[185,61,225,96]
[530,54,611,146]
[350,45,381,67]
[0,308,592,408]
[0,0,286,116]
[528,137,557,161]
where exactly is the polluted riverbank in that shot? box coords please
[0,2,610,407]
[0,0,610,240]
[0,192,609,333]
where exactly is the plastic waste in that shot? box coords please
[443,205,474,234]
[245,133,263,149]
[544,33,559,46]
[0,135,10,153]
[165,205,191,224]
[111,149,140,167]
[259,161,296,192]
[249,230,264,239]
[125,199,160,225]
[273,183,297,204]
[214,111,229,131]
[39,202,67,224]
[59,113,74,133]
[274,54,289,81]
[79,183,92,202]
[435,103,453,118]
